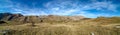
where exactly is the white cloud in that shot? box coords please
[82,1,117,12]
[12,8,23,11]
[12,12,22,13]
[42,0,118,17]
[51,7,60,11]
[1,0,118,18]
[21,8,48,16]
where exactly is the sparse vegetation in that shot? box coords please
[0,13,120,35]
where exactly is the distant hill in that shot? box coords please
[0,13,23,21]
[0,13,12,20]
[0,13,87,24]
[0,13,120,35]
[89,16,120,25]
[1,13,120,25]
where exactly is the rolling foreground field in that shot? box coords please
[0,13,120,35]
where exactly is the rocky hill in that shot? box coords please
[0,13,120,35]
[0,13,87,24]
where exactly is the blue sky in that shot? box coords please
[0,0,120,18]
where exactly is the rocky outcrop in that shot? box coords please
[0,13,23,21]
[0,13,88,23]
[0,13,12,20]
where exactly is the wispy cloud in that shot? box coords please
[0,0,119,18]
[85,1,117,12]
[43,0,118,17]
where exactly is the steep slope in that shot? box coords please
[0,13,12,20]
[0,13,87,25]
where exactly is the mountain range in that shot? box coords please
[0,13,88,24]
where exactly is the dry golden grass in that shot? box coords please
[0,21,119,35]
[0,17,120,35]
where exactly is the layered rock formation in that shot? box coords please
[0,13,87,23]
